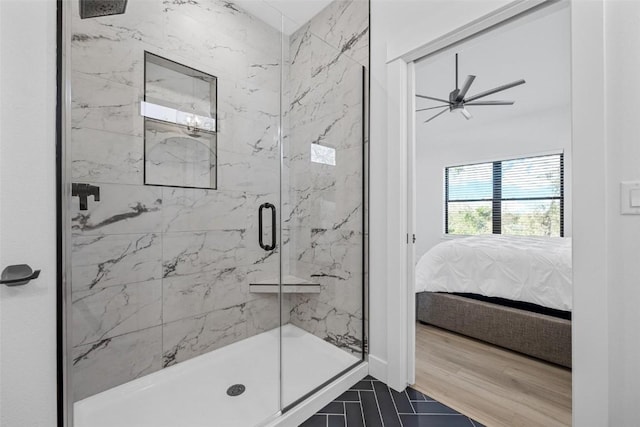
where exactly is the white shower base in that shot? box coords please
[74,324,360,427]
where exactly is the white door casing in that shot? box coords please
[384,1,609,426]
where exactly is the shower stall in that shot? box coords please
[60,0,369,425]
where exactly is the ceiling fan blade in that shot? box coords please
[455,75,476,101]
[416,105,452,112]
[416,94,451,104]
[460,108,472,120]
[424,107,449,123]
[464,100,515,106]
[465,79,526,103]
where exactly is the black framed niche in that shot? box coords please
[142,52,218,190]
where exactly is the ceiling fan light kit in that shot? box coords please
[416,53,526,123]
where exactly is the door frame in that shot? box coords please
[385,0,609,425]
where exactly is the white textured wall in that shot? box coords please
[605,1,640,425]
[0,1,58,426]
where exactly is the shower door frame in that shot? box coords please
[55,1,371,426]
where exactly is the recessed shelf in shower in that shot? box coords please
[142,52,218,189]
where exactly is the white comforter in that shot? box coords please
[415,235,572,311]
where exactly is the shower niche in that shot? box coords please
[141,52,218,189]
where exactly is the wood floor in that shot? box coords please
[414,323,572,427]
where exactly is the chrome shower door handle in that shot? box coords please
[258,203,276,251]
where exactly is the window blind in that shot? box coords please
[445,153,564,237]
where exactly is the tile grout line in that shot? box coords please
[370,381,386,427]
[319,382,484,427]
[398,413,465,416]
[403,390,415,414]
[386,384,403,427]
[409,399,417,414]
[343,401,347,427]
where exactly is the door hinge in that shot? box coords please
[412,234,416,243]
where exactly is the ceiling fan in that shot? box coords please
[416,53,526,123]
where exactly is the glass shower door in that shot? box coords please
[279,1,369,408]
[67,1,284,426]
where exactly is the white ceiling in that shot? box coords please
[414,3,571,133]
[234,0,333,35]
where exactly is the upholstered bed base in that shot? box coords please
[416,292,572,368]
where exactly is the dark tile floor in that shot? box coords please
[300,376,485,427]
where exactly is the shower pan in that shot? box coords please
[60,0,370,425]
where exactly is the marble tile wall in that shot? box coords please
[70,0,369,403]
[284,0,369,356]
[70,0,285,401]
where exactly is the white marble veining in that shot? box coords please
[72,326,163,401]
[71,233,162,292]
[245,295,282,336]
[162,304,247,367]
[71,73,143,138]
[72,128,143,185]
[216,149,280,194]
[289,296,363,355]
[285,0,368,354]
[217,113,280,158]
[161,229,276,277]
[71,33,146,87]
[69,0,368,403]
[304,0,369,67]
[162,267,250,323]
[71,184,163,236]
[73,280,163,348]
[161,188,275,234]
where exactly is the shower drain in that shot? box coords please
[226,384,246,397]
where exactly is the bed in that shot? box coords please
[415,235,572,368]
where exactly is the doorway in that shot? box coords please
[407,1,572,425]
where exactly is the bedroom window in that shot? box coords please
[445,153,564,237]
